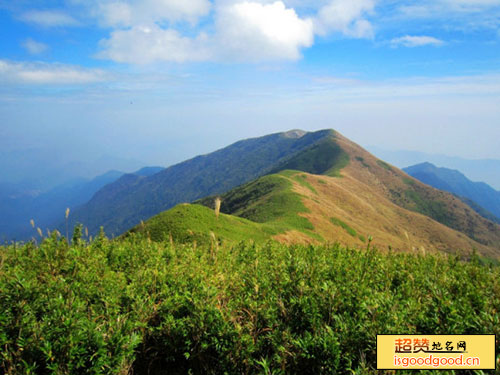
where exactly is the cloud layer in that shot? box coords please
[97,0,375,64]
[19,10,80,27]
[0,60,107,84]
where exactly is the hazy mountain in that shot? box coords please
[404,162,500,223]
[0,149,146,193]
[129,132,500,257]
[366,147,500,190]
[0,167,163,241]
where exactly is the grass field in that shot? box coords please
[1,233,499,374]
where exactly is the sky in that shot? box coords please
[1,0,500,171]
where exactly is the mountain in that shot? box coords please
[0,168,164,241]
[128,131,500,258]
[366,146,500,190]
[0,149,146,194]
[403,162,500,223]
[65,129,339,236]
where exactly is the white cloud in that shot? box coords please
[97,25,210,63]
[214,1,314,61]
[19,10,80,27]
[97,0,211,27]
[98,2,133,27]
[315,0,375,38]
[98,1,314,63]
[391,35,444,47]
[0,60,108,84]
[21,38,48,55]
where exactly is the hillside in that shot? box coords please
[135,168,499,257]
[129,132,500,257]
[65,129,339,236]
[404,162,500,222]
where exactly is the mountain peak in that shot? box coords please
[282,129,307,138]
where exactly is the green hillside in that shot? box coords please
[127,203,276,244]
[1,236,499,374]
[129,172,322,244]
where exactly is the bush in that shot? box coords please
[0,236,499,374]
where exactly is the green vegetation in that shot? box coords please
[355,156,370,168]
[330,217,357,237]
[127,204,276,245]
[330,217,366,242]
[270,137,349,177]
[377,160,393,171]
[278,171,318,194]
[402,176,415,186]
[198,173,321,242]
[404,189,456,228]
[293,173,318,194]
[1,235,499,374]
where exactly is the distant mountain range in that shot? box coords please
[367,147,500,190]
[119,129,499,257]
[0,166,163,241]
[404,162,500,224]
[0,149,146,193]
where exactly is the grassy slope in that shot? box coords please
[132,173,322,245]
[331,133,500,254]
[127,203,276,244]
[139,166,499,258]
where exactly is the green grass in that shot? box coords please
[402,176,416,185]
[377,160,393,171]
[330,217,357,237]
[404,189,456,229]
[127,203,276,245]
[1,236,499,374]
[198,173,321,242]
[355,156,370,168]
[270,137,350,177]
[291,173,318,194]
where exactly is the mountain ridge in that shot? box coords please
[404,162,500,222]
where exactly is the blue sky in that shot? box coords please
[1,0,500,169]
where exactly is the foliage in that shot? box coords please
[376,160,393,171]
[330,217,366,242]
[1,235,499,374]
[291,174,317,195]
[404,189,456,228]
[198,173,320,241]
[127,203,276,245]
[270,137,350,177]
